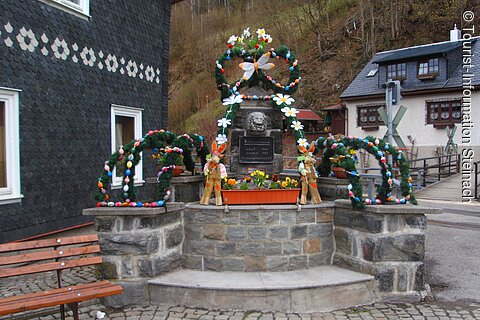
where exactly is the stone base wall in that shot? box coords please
[333,200,440,295]
[317,177,349,200]
[83,204,185,307]
[183,203,334,272]
[146,175,204,203]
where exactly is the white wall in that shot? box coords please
[345,91,479,159]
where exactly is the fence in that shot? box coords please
[474,160,480,199]
[408,154,460,188]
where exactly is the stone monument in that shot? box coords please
[229,86,283,176]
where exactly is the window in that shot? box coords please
[357,104,385,130]
[111,105,143,187]
[387,63,406,80]
[40,0,90,17]
[426,100,461,127]
[366,68,378,77]
[0,88,22,204]
[418,58,439,78]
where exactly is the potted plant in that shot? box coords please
[329,155,347,179]
[221,171,301,205]
[156,152,185,177]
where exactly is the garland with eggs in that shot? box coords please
[95,130,208,207]
[214,27,307,151]
[315,136,417,209]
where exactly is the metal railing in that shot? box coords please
[408,154,460,188]
[474,161,480,199]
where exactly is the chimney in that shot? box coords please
[450,24,461,41]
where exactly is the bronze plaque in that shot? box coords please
[239,136,274,163]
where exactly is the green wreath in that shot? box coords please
[315,135,416,209]
[95,131,208,207]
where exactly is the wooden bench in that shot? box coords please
[0,234,123,319]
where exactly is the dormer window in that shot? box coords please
[418,58,439,79]
[387,63,406,80]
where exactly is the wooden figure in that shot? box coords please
[298,143,322,205]
[200,141,227,206]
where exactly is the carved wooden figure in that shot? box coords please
[200,141,227,206]
[298,144,322,204]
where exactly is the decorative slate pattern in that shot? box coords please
[341,38,480,99]
[2,21,164,84]
[0,0,172,243]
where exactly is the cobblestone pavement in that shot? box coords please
[2,267,480,320]
[0,266,96,298]
[3,302,479,320]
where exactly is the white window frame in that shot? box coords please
[111,105,144,188]
[0,88,23,205]
[39,0,90,19]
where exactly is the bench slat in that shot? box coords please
[0,280,112,304]
[0,282,123,315]
[0,245,101,266]
[0,256,102,278]
[0,234,99,253]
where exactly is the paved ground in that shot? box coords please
[3,301,480,320]
[415,173,479,204]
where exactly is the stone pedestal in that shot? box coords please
[82,204,185,307]
[317,177,349,200]
[183,203,334,272]
[229,86,283,176]
[146,175,204,202]
[333,200,441,297]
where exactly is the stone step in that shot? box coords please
[148,266,376,313]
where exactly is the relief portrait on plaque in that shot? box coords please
[246,111,268,136]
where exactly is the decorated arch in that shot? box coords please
[315,135,417,209]
[95,130,209,207]
[213,28,310,157]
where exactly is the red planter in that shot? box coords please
[222,189,301,205]
[332,167,347,179]
[172,166,185,177]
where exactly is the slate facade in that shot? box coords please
[0,0,172,242]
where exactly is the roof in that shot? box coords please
[322,104,346,111]
[341,38,480,100]
[296,109,322,120]
[372,40,464,64]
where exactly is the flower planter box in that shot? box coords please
[222,189,300,205]
[332,167,347,179]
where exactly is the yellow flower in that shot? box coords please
[349,149,356,155]
[293,180,298,187]
[286,177,291,183]
[251,172,255,177]
[266,175,269,179]
[281,181,287,188]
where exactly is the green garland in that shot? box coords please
[95,130,208,207]
[315,135,417,209]
[214,27,306,156]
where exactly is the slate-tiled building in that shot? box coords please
[0,0,174,242]
[341,28,479,159]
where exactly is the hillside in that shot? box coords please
[168,0,477,142]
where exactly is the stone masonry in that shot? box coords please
[182,203,334,272]
[83,204,185,307]
[333,199,441,296]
